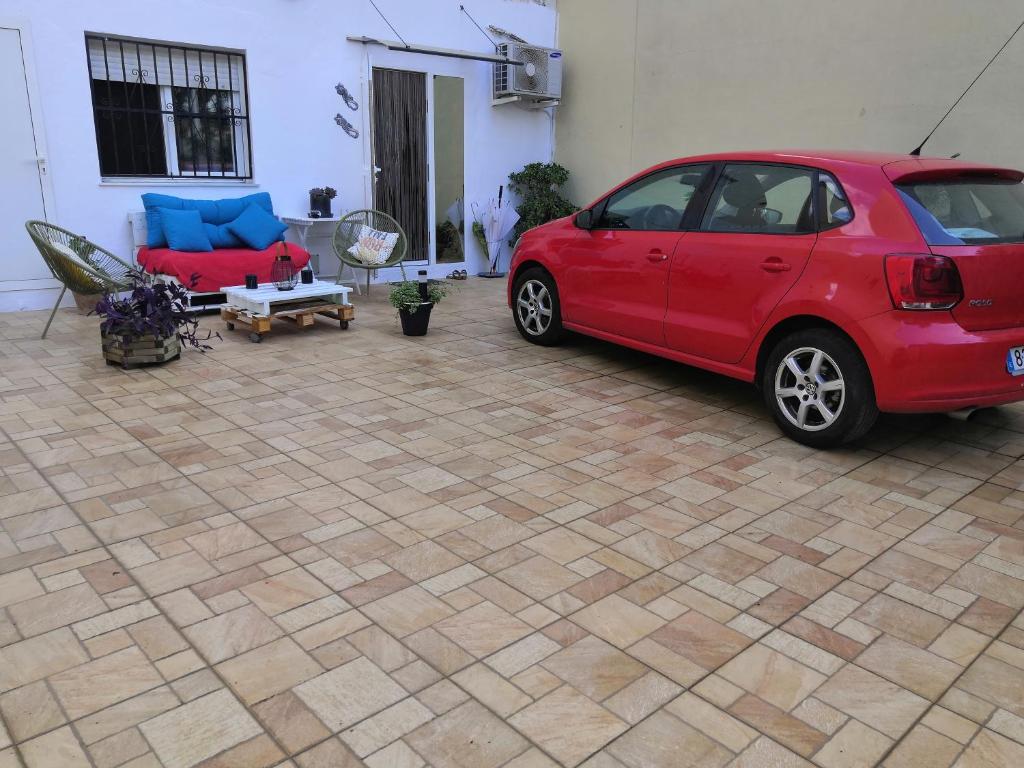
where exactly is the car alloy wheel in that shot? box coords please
[774,346,846,432]
[516,279,553,337]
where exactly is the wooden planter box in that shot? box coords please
[101,331,181,369]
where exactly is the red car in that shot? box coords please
[508,150,1024,447]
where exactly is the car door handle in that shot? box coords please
[647,250,668,263]
[760,258,791,273]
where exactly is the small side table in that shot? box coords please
[281,216,362,295]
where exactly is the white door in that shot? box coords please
[0,26,49,284]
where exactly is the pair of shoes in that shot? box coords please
[446,270,468,280]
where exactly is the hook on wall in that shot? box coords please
[334,113,359,138]
[335,82,359,111]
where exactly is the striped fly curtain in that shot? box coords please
[372,68,428,262]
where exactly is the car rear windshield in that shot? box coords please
[896,177,1024,245]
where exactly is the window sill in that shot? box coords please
[99,178,259,187]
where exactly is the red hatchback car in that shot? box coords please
[508,150,1024,447]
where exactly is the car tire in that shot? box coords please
[762,329,878,448]
[512,268,564,346]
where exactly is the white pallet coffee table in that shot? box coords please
[220,280,353,343]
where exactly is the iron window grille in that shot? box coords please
[85,33,253,180]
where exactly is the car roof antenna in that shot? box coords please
[910,17,1024,156]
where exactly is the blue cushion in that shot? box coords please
[226,204,288,250]
[203,222,243,249]
[142,192,275,248]
[158,208,213,252]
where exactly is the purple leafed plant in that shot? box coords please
[93,268,218,352]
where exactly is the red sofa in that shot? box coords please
[137,243,311,293]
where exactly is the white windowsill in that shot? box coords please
[99,178,259,187]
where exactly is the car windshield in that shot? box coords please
[896,177,1024,245]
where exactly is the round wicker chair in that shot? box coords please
[332,210,408,295]
[25,221,134,338]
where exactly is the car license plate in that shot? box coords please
[1009,346,1024,376]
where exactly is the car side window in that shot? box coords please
[818,172,853,229]
[701,164,815,234]
[595,165,711,231]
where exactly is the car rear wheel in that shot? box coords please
[762,329,877,448]
[513,268,564,345]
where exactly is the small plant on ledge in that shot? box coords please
[309,186,338,218]
[94,268,218,368]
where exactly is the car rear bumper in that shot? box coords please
[862,312,1024,412]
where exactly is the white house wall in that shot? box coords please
[0,0,557,311]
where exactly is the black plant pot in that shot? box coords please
[310,193,333,218]
[399,302,433,336]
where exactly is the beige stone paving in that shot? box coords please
[0,278,1022,767]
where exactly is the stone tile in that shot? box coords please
[7,582,107,637]
[571,595,665,649]
[19,726,92,767]
[50,645,163,719]
[184,604,284,664]
[0,680,65,742]
[956,728,1024,767]
[294,656,407,731]
[240,568,332,616]
[815,664,929,739]
[406,700,529,768]
[815,719,892,768]
[718,643,826,711]
[856,634,962,699]
[139,688,263,768]
[0,627,88,692]
[361,585,456,637]
[435,601,533,658]
[498,555,583,601]
[541,635,647,701]
[606,709,733,767]
[510,686,628,767]
[649,611,751,670]
[216,637,322,704]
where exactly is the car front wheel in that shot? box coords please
[512,268,564,345]
[762,329,877,448]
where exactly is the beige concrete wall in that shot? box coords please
[555,0,1024,205]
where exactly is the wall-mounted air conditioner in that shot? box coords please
[493,43,562,106]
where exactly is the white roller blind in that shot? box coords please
[87,37,244,100]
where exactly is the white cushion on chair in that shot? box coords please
[347,225,399,265]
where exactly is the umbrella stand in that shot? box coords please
[475,186,518,279]
[477,239,507,278]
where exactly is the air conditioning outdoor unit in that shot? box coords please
[494,43,562,105]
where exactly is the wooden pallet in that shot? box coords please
[221,302,354,343]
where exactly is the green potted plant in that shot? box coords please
[309,186,338,218]
[389,266,449,336]
[94,268,217,369]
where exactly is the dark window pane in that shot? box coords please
[596,165,711,231]
[172,87,234,175]
[701,164,815,234]
[92,78,167,176]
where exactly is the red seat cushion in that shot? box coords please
[137,244,311,293]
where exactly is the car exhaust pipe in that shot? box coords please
[948,407,979,422]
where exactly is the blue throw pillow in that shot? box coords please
[158,208,213,252]
[227,204,288,250]
[142,192,275,248]
[203,222,243,249]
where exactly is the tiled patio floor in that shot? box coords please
[0,278,1023,767]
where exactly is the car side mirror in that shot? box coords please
[575,209,594,230]
[761,207,783,225]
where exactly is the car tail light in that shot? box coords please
[884,253,963,310]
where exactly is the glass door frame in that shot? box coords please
[365,53,467,270]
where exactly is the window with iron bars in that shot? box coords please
[85,34,253,180]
